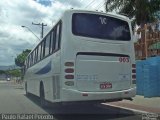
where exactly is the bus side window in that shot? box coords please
[55,24,60,50]
[30,52,33,66]
[28,55,31,68]
[44,34,50,57]
[26,58,28,69]
[41,41,45,59]
[50,31,53,54]
[23,61,26,73]
[33,50,37,64]
[27,57,29,68]
[52,28,56,52]
[58,22,62,49]
[37,44,41,61]
[34,48,38,63]
[49,33,51,54]
[32,52,34,65]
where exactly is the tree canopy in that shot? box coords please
[0,70,5,74]
[15,49,31,67]
[106,0,160,25]
[5,69,21,77]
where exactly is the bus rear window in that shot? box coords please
[72,13,131,41]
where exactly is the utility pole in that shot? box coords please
[32,22,47,39]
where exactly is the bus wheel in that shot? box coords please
[40,83,46,107]
[25,82,29,96]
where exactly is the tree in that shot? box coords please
[106,0,160,26]
[10,69,21,77]
[0,70,5,74]
[15,49,31,67]
[5,69,21,77]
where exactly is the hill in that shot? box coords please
[0,65,20,70]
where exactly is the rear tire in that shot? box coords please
[40,83,47,107]
[25,82,29,96]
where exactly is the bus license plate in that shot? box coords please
[100,83,112,89]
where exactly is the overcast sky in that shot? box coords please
[0,0,105,66]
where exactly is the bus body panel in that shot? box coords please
[61,88,136,102]
[76,54,131,92]
[24,51,61,102]
[61,40,136,101]
[24,9,136,104]
[60,10,136,102]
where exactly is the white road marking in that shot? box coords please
[102,103,151,114]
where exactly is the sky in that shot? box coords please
[0,0,106,66]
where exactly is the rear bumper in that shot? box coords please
[61,87,136,102]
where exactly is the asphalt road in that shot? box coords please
[0,81,143,120]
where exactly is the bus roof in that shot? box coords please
[64,9,131,22]
[26,9,131,59]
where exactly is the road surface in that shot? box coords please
[0,81,142,120]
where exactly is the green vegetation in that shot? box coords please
[15,49,31,67]
[0,70,5,74]
[149,42,160,49]
[5,69,21,77]
[106,0,160,26]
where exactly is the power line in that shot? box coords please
[95,1,103,9]
[98,2,106,10]
[84,0,106,11]
[85,0,96,8]
[95,0,106,10]
[80,0,85,3]
[66,0,85,9]
[79,0,86,8]
[66,0,71,8]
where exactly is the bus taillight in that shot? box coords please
[132,69,136,73]
[132,74,136,79]
[65,75,74,79]
[65,68,74,73]
[82,93,88,96]
[65,62,74,80]
[65,62,74,67]
[132,64,136,68]
[132,64,136,84]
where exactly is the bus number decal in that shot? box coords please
[119,57,129,63]
[99,17,107,24]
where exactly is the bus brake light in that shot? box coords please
[65,75,74,79]
[132,74,136,79]
[132,69,136,73]
[132,64,136,68]
[65,62,74,66]
[65,68,74,73]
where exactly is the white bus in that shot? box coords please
[24,9,136,106]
